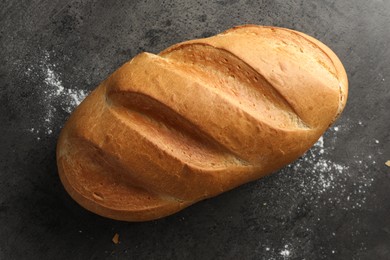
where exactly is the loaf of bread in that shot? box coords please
[57,25,348,221]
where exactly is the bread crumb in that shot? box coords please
[112,233,119,244]
[385,160,390,167]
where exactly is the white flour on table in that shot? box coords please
[26,50,89,138]
[257,122,376,259]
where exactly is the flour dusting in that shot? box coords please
[44,65,64,95]
[285,124,374,209]
[254,122,376,259]
[26,50,89,138]
[280,245,291,258]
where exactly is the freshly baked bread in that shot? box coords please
[56,25,348,221]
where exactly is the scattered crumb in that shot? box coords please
[112,233,119,244]
[385,161,390,167]
[375,139,379,144]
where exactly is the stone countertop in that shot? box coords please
[0,0,389,259]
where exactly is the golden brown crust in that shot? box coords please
[56,25,348,221]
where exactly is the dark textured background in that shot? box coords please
[1,0,389,259]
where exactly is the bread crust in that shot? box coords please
[56,25,348,221]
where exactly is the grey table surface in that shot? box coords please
[1,0,389,259]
